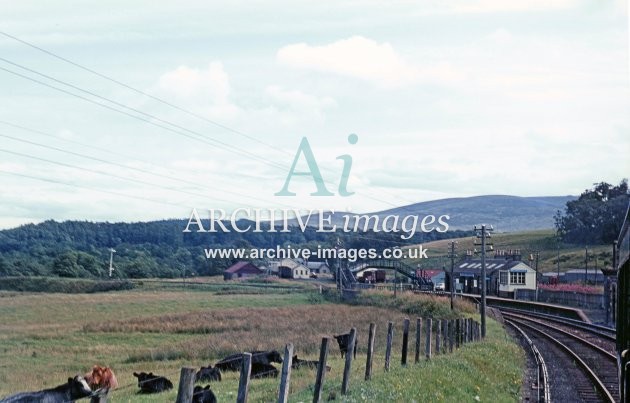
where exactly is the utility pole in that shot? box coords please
[584,246,588,284]
[448,241,457,310]
[474,225,493,339]
[530,251,539,301]
[108,248,116,277]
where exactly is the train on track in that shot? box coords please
[616,201,630,402]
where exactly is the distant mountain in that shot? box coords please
[279,195,576,233]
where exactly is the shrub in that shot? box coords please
[0,277,135,293]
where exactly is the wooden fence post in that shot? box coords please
[237,353,252,403]
[443,320,449,353]
[435,319,441,354]
[278,343,294,403]
[415,318,422,363]
[425,318,432,360]
[313,337,330,403]
[401,318,410,365]
[463,318,468,344]
[365,323,376,380]
[448,319,454,353]
[342,328,357,395]
[175,367,196,403]
[385,322,394,371]
[456,319,461,348]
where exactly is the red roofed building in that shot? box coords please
[224,261,263,280]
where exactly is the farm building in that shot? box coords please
[306,261,331,275]
[451,250,537,297]
[224,261,263,280]
[278,258,310,279]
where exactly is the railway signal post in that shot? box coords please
[474,224,493,338]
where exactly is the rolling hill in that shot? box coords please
[281,195,576,233]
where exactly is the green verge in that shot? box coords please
[290,318,523,402]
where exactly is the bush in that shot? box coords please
[335,289,476,318]
[0,277,135,293]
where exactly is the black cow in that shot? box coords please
[291,355,331,372]
[250,363,278,379]
[195,366,221,382]
[192,385,217,403]
[214,350,283,372]
[132,372,173,394]
[333,333,358,358]
[1,375,93,403]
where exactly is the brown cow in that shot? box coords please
[84,365,119,391]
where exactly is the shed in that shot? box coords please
[278,258,310,279]
[224,261,263,280]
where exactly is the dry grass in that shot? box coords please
[0,286,488,402]
[84,305,411,360]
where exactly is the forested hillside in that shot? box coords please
[0,219,468,278]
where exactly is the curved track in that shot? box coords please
[504,312,618,402]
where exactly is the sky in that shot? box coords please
[0,0,629,229]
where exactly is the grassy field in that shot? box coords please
[0,279,523,402]
[407,229,613,273]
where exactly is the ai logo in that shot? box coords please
[275,134,358,197]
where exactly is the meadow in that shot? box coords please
[0,279,523,402]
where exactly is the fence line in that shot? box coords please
[98,315,484,402]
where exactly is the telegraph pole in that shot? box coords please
[530,251,539,301]
[448,241,457,310]
[474,225,493,339]
[584,246,588,284]
[108,248,116,277]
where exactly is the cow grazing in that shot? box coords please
[214,350,283,372]
[250,363,278,379]
[132,372,173,394]
[195,366,221,382]
[0,375,92,403]
[334,333,358,359]
[84,365,118,391]
[291,355,331,372]
[192,385,217,403]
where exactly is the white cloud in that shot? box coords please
[277,36,463,88]
[157,62,239,119]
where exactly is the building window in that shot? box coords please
[510,272,525,285]
[499,271,508,285]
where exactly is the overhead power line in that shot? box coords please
[0,147,241,205]
[0,62,287,172]
[0,31,285,156]
[0,30,422,210]
[0,169,187,209]
[0,131,294,208]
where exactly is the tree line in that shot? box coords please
[0,219,467,279]
[555,179,629,245]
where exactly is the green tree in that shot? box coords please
[555,179,629,244]
[51,252,83,278]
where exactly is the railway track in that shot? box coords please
[505,314,619,402]
[501,310,617,358]
[499,307,616,340]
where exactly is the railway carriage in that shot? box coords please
[616,202,630,402]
